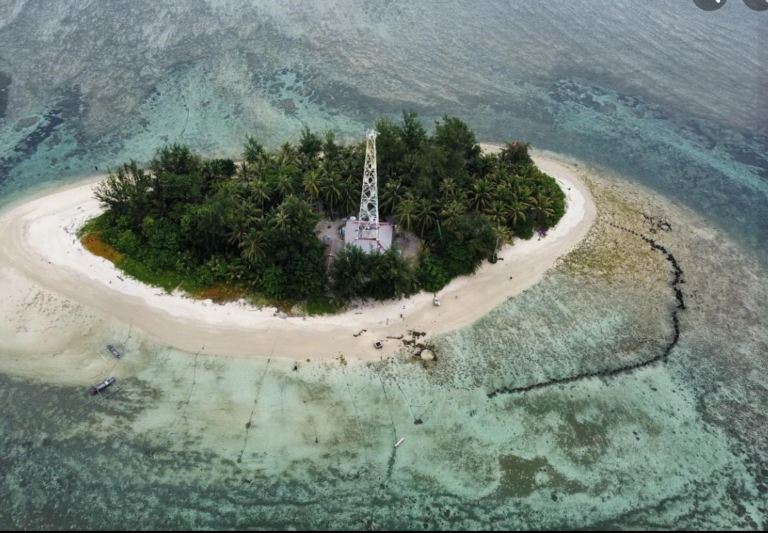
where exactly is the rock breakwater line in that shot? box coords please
[488,223,685,398]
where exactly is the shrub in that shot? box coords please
[261,266,288,300]
[115,230,141,256]
[416,255,451,293]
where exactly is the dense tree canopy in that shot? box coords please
[87,112,565,308]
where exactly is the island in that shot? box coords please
[80,112,566,314]
[0,115,593,360]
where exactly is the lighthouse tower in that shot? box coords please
[357,130,381,241]
[344,129,393,253]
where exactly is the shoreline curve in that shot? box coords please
[0,151,596,361]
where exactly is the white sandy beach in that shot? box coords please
[0,151,596,362]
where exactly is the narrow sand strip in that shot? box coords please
[0,153,595,361]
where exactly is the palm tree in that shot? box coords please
[249,180,270,213]
[274,169,296,199]
[228,202,262,247]
[533,193,555,223]
[395,199,418,233]
[276,142,298,168]
[485,201,509,227]
[397,152,420,186]
[236,161,252,183]
[321,173,344,219]
[243,135,265,164]
[303,170,322,203]
[297,152,319,173]
[488,166,509,186]
[515,184,536,207]
[476,153,497,178]
[414,198,437,238]
[337,145,362,180]
[492,224,513,252]
[441,200,466,231]
[469,180,493,212]
[381,179,404,216]
[439,178,457,201]
[240,229,267,263]
[508,200,529,227]
[271,208,290,231]
[341,181,359,217]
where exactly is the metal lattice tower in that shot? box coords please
[357,129,380,241]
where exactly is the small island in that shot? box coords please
[80,112,565,314]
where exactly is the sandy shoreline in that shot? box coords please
[0,151,596,361]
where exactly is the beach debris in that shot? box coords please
[374,341,384,350]
[432,295,441,307]
[420,349,436,362]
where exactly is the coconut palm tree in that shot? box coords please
[414,198,437,238]
[297,152,318,173]
[485,201,509,227]
[228,202,262,246]
[492,224,514,252]
[275,142,298,168]
[303,170,322,203]
[321,173,344,219]
[476,153,497,179]
[249,180,270,213]
[488,166,509,186]
[515,184,536,207]
[469,179,493,212]
[228,220,249,248]
[341,181,359,217]
[395,199,418,233]
[274,169,296,199]
[271,208,290,231]
[508,200,529,227]
[236,161,252,183]
[533,193,555,223]
[397,152,420,186]
[439,178,458,201]
[441,200,466,231]
[243,135,265,164]
[381,179,404,216]
[240,229,267,263]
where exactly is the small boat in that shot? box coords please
[395,438,405,448]
[90,377,117,396]
[107,344,122,359]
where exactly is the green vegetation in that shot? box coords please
[86,112,565,310]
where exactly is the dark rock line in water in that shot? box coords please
[488,223,686,398]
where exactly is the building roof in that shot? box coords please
[344,220,394,253]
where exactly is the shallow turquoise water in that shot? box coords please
[0,1,767,530]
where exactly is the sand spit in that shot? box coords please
[0,153,595,361]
